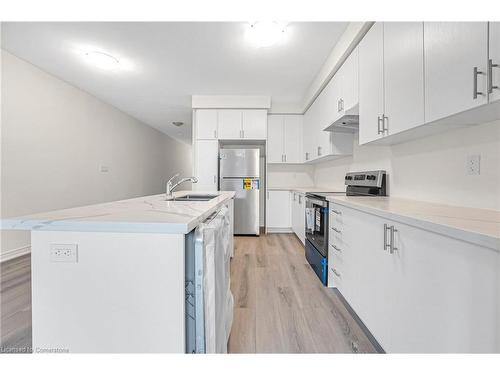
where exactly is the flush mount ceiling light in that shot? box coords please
[83,50,120,71]
[246,21,287,48]
[172,121,184,127]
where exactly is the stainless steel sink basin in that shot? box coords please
[172,194,219,201]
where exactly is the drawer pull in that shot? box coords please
[332,268,341,278]
[331,227,341,234]
[331,244,342,253]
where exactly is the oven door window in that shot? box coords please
[305,200,328,256]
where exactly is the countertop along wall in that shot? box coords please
[314,120,500,211]
[0,51,192,260]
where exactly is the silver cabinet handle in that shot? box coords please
[382,115,388,134]
[340,98,344,111]
[284,154,287,162]
[331,243,342,253]
[331,226,341,234]
[383,224,390,251]
[317,146,322,156]
[488,59,499,94]
[293,193,296,201]
[473,67,485,99]
[332,268,341,278]
[213,175,216,184]
[331,209,341,215]
[298,195,302,204]
[389,225,398,254]
[337,99,341,112]
[377,116,383,134]
[242,129,244,138]
[305,152,309,161]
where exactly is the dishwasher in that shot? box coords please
[185,204,234,353]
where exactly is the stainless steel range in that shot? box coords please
[305,170,387,285]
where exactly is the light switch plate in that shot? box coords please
[50,243,78,263]
[467,155,481,175]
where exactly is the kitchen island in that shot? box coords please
[1,191,235,353]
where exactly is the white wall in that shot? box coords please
[0,51,191,258]
[314,120,500,211]
[267,164,315,188]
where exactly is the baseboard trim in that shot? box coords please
[0,245,31,263]
[266,227,293,233]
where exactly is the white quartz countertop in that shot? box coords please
[327,196,500,251]
[267,186,346,194]
[1,191,235,235]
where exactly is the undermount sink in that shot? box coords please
[172,194,219,201]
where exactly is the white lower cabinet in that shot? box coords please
[266,190,291,231]
[330,203,499,353]
[291,192,305,244]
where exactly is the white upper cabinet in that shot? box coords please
[195,109,218,139]
[216,109,267,140]
[489,22,500,103]
[283,115,303,163]
[335,47,359,119]
[193,139,218,191]
[383,22,425,135]
[424,22,489,123]
[217,109,242,139]
[359,22,385,145]
[267,115,284,163]
[242,109,267,139]
[267,115,303,164]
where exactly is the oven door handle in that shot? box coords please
[306,198,328,207]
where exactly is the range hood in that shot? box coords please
[323,104,359,133]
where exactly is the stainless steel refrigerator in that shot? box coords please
[219,149,260,235]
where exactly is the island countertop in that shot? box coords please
[1,191,235,234]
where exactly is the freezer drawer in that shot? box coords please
[220,178,259,235]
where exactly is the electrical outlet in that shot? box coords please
[100,165,109,173]
[467,155,481,175]
[50,244,78,263]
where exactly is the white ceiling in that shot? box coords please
[1,22,348,144]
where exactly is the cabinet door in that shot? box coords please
[193,140,218,191]
[389,221,498,353]
[424,22,488,123]
[297,194,305,244]
[358,22,385,145]
[283,115,302,163]
[291,192,298,234]
[217,110,242,139]
[195,109,218,139]
[242,110,267,139]
[346,207,395,351]
[490,22,500,103]
[266,190,291,229]
[302,109,313,162]
[340,47,359,112]
[267,115,284,163]
[384,22,425,135]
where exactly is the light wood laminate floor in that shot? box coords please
[228,234,379,353]
[0,254,32,353]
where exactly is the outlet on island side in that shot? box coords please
[466,154,481,175]
[50,243,78,263]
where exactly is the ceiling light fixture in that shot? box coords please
[83,50,120,71]
[246,21,287,48]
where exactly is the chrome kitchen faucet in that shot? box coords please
[165,173,198,200]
